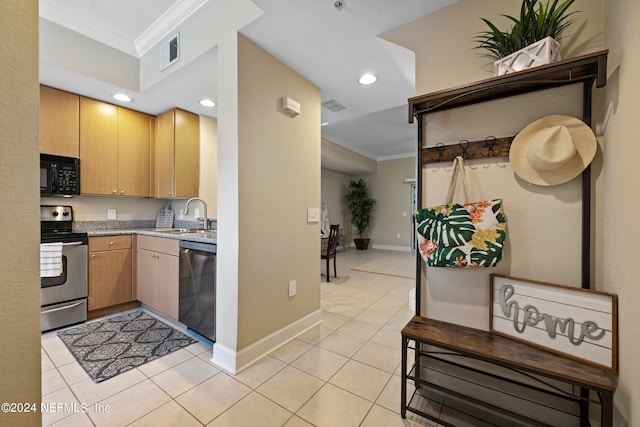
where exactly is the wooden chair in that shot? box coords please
[322,224,340,282]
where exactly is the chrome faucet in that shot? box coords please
[184,197,208,230]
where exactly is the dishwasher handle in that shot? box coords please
[179,240,216,253]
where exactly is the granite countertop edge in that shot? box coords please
[86,228,217,244]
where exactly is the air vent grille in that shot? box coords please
[322,99,346,112]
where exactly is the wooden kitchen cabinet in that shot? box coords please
[136,235,179,320]
[88,235,133,311]
[39,86,80,157]
[118,107,151,196]
[155,108,199,198]
[80,97,151,196]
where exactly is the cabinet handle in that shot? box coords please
[120,190,125,195]
[90,254,96,259]
[168,192,172,197]
[109,241,114,246]
[113,190,117,194]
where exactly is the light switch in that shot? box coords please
[307,207,320,223]
[107,208,117,220]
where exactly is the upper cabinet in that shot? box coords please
[80,97,151,196]
[39,86,80,157]
[155,108,200,198]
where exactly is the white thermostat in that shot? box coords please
[281,97,301,116]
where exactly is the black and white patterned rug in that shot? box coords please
[57,310,197,383]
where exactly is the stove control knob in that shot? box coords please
[52,211,59,217]
[62,211,69,216]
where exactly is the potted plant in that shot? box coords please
[474,0,578,75]
[345,179,376,250]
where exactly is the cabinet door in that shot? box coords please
[155,110,175,198]
[80,97,118,194]
[118,108,151,196]
[39,86,80,157]
[136,248,157,308]
[156,253,179,320]
[88,248,132,311]
[174,108,200,198]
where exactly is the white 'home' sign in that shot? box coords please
[490,274,618,372]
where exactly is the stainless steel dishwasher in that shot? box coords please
[179,240,216,342]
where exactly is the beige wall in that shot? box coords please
[363,157,415,250]
[199,115,218,216]
[382,0,604,95]
[0,1,42,426]
[236,34,321,349]
[321,168,351,236]
[602,0,640,423]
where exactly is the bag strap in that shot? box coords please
[443,156,471,205]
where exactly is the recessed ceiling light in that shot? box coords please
[199,99,216,107]
[112,93,133,102]
[358,73,377,85]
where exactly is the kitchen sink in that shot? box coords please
[181,230,217,239]
[155,228,216,239]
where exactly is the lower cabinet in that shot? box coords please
[136,235,179,320]
[88,235,133,311]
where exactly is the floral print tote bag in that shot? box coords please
[416,156,507,268]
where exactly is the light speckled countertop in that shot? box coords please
[86,228,217,244]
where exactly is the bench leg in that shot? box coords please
[601,390,613,427]
[401,335,408,418]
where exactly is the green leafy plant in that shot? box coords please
[345,179,376,238]
[474,0,577,60]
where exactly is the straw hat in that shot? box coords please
[509,115,597,186]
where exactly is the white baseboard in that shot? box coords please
[211,309,323,374]
[370,243,412,252]
[346,242,413,252]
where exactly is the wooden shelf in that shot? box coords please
[401,316,617,426]
[408,50,608,122]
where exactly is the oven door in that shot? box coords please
[41,241,88,306]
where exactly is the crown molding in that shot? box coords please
[135,0,211,56]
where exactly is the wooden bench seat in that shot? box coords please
[401,315,617,426]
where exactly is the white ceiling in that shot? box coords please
[38,0,458,163]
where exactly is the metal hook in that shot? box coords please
[435,143,445,162]
[484,136,497,158]
[459,140,469,160]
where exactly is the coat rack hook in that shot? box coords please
[484,136,497,157]
[459,140,469,159]
[435,143,445,162]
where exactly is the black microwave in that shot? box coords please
[40,154,80,196]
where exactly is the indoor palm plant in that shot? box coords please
[345,179,376,250]
[474,0,577,75]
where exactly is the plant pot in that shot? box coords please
[354,238,370,250]
[494,36,561,76]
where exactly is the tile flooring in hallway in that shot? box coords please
[41,248,438,427]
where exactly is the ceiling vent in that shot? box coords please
[161,33,180,70]
[322,99,346,112]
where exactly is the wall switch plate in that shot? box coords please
[179,208,184,219]
[107,208,117,220]
[194,207,200,219]
[307,208,320,223]
[288,280,297,297]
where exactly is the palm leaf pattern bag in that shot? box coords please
[416,156,507,268]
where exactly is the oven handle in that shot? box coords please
[63,241,84,247]
[41,300,84,314]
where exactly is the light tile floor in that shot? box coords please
[41,248,442,427]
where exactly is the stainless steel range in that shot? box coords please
[40,205,88,332]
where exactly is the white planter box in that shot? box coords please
[494,36,561,76]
